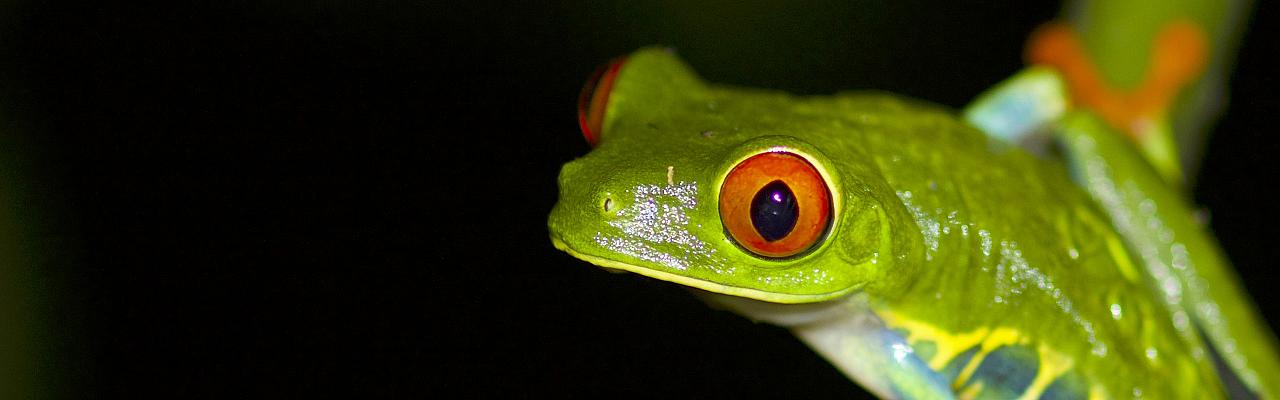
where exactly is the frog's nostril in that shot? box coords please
[600,192,625,218]
[599,192,622,216]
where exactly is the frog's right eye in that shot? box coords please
[577,57,626,147]
[719,151,832,259]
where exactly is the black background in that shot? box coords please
[2,1,1278,398]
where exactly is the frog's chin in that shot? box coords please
[551,237,855,305]
[693,289,863,327]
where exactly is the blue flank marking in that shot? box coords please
[1038,370,1088,400]
[941,345,980,382]
[965,344,1040,399]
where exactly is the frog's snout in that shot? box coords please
[550,158,621,249]
[556,158,628,221]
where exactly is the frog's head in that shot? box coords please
[548,48,913,304]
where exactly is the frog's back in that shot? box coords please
[712,89,1225,397]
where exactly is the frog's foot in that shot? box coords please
[1025,20,1208,184]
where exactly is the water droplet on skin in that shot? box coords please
[891,342,912,363]
[1110,303,1123,319]
[1092,343,1108,357]
[1067,248,1079,259]
[1139,199,1156,215]
[1172,310,1190,330]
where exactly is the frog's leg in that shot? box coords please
[1054,113,1280,399]
[703,293,954,399]
[965,20,1280,399]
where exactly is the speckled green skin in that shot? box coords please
[1055,111,1280,397]
[549,48,1228,397]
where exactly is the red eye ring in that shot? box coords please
[577,56,626,147]
[719,151,832,258]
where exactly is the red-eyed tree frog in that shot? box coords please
[548,1,1276,398]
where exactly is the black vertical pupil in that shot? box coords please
[750,180,799,242]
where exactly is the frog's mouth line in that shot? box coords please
[550,236,852,304]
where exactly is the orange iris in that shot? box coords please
[719,152,832,258]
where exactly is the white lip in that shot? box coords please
[551,236,854,304]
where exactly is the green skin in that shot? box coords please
[549,48,1279,398]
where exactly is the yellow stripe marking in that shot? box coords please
[1020,345,1075,400]
[880,310,1082,398]
[957,382,984,400]
[955,328,1025,392]
[878,310,989,372]
[1105,233,1141,283]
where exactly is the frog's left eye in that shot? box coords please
[720,151,832,258]
[577,57,626,147]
